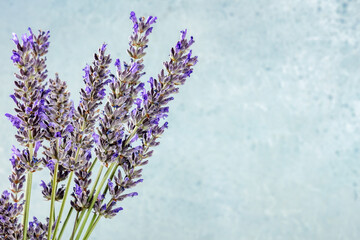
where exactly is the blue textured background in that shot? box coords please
[1,0,360,239]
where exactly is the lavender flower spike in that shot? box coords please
[70,44,112,213]
[8,29,50,149]
[94,11,157,167]
[5,28,51,240]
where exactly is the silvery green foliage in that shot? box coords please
[0,11,197,239]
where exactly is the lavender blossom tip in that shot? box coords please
[9,94,17,104]
[27,27,34,35]
[40,180,47,189]
[146,16,157,25]
[189,36,195,45]
[130,11,137,24]
[115,58,121,70]
[175,42,182,53]
[145,27,153,36]
[149,16,157,25]
[114,207,123,213]
[12,33,19,45]
[128,192,138,197]
[101,43,107,52]
[181,29,187,40]
[133,23,139,33]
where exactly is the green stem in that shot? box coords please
[70,164,103,236]
[22,171,33,240]
[83,215,100,240]
[99,124,143,205]
[85,194,115,238]
[83,119,152,237]
[52,206,56,225]
[102,163,118,196]
[52,171,74,239]
[56,121,88,238]
[89,165,104,200]
[55,117,90,239]
[83,214,97,238]
[72,210,85,236]
[74,162,116,240]
[57,207,73,240]
[70,211,79,240]
[101,125,140,198]
[125,126,139,146]
[89,214,98,227]
[67,108,141,239]
[89,157,98,173]
[48,161,59,240]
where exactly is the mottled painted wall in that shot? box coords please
[0,0,360,239]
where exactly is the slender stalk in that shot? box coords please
[125,126,139,146]
[85,194,115,237]
[47,161,59,240]
[101,163,118,196]
[22,140,34,240]
[79,117,145,239]
[55,143,83,239]
[89,157,98,172]
[84,118,152,236]
[89,214,98,227]
[56,119,89,239]
[70,211,79,240]
[89,165,104,200]
[83,214,97,238]
[53,207,56,225]
[101,125,140,196]
[69,164,103,236]
[52,171,74,239]
[70,100,143,239]
[22,171,33,240]
[72,210,85,237]
[83,215,100,240]
[57,207,73,240]
[74,162,116,240]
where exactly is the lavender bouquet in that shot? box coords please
[0,11,197,240]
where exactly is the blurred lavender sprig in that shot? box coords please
[0,11,197,240]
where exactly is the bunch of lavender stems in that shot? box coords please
[0,11,197,240]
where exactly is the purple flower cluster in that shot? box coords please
[70,44,112,212]
[27,217,49,240]
[0,11,197,240]
[70,162,92,211]
[0,190,23,239]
